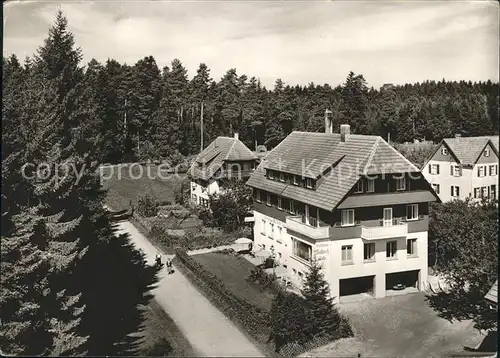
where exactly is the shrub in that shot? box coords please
[246,267,278,292]
[137,194,160,217]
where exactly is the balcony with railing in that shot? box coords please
[361,218,408,240]
[285,214,330,239]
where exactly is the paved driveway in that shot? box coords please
[116,221,264,357]
[302,293,484,357]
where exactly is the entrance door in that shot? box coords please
[383,208,393,227]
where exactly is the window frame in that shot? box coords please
[277,196,282,210]
[484,149,490,157]
[289,200,296,214]
[441,147,448,155]
[261,219,266,235]
[269,170,274,180]
[366,178,375,193]
[406,204,419,221]
[293,175,299,186]
[256,190,261,203]
[386,240,397,259]
[430,164,440,175]
[363,242,375,261]
[292,237,313,264]
[341,209,355,227]
[341,245,353,264]
[395,176,406,191]
[266,193,271,206]
[407,238,417,257]
[305,177,314,189]
[451,185,460,197]
[269,222,274,239]
[279,172,285,182]
[432,183,440,194]
[354,179,364,193]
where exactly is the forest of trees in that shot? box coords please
[1,12,159,355]
[4,20,498,165]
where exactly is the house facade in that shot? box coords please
[246,112,439,302]
[422,136,499,203]
[188,133,258,207]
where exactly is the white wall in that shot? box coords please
[190,179,220,205]
[253,211,428,302]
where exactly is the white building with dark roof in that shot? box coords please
[422,135,499,203]
[188,133,258,207]
[246,110,439,302]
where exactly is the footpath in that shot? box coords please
[116,221,264,357]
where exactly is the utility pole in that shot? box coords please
[124,99,127,129]
[200,101,204,152]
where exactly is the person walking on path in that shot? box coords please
[155,253,162,267]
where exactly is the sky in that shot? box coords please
[3,0,499,88]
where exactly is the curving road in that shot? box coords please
[115,221,264,357]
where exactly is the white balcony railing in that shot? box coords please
[361,220,408,240]
[285,216,330,239]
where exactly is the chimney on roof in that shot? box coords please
[324,109,333,134]
[234,132,239,140]
[340,124,350,142]
[455,134,461,138]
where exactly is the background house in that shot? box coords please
[421,136,499,203]
[188,133,257,207]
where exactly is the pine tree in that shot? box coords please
[301,260,343,340]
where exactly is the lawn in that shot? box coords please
[191,252,275,312]
[133,299,196,357]
[302,293,485,357]
[101,164,188,211]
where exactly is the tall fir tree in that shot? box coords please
[301,260,345,340]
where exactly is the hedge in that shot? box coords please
[173,249,352,357]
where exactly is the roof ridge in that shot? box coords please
[363,137,381,173]
[381,137,419,172]
[224,138,238,161]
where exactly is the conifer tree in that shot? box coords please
[301,260,344,340]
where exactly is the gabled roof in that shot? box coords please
[189,136,257,181]
[247,131,419,211]
[485,280,498,305]
[442,136,499,166]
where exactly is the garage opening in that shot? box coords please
[339,275,375,302]
[386,270,420,296]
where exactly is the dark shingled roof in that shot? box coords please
[443,136,499,166]
[189,136,257,181]
[485,280,498,305]
[247,131,419,211]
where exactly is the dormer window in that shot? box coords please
[279,172,285,182]
[269,170,274,180]
[484,149,490,157]
[305,178,314,189]
[396,176,406,191]
[293,175,299,186]
[354,180,364,193]
[441,147,448,155]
